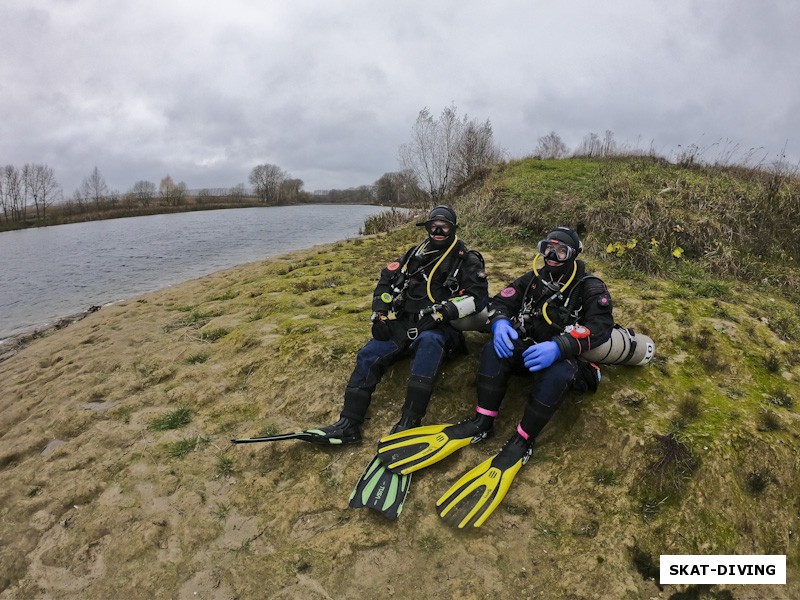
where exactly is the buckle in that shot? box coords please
[407,327,419,340]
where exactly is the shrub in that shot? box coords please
[361,208,415,235]
[148,408,192,431]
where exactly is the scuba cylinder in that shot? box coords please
[583,325,655,366]
[451,307,491,333]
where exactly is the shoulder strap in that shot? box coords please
[443,241,471,293]
[562,266,598,315]
[466,248,485,267]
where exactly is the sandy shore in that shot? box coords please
[0,307,104,364]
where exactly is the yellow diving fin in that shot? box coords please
[377,418,491,475]
[436,433,532,528]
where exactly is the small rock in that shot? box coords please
[41,439,67,455]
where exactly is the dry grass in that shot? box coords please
[461,156,800,294]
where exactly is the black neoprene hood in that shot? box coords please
[425,205,458,226]
[546,226,582,253]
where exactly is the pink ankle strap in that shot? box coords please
[516,424,530,440]
[476,406,499,417]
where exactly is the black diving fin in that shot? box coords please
[232,426,361,446]
[231,430,331,444]
[232,417,362,445]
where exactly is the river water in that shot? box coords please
[0,204,389,340]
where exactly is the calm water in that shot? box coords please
[0,204,388,340]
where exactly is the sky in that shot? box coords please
[2,0,798,196]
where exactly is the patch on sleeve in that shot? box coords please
[387,261,401,271]
[500,287,516,298]
[477,270,487,279]
[568,325,591,339]
[598,295,611,308]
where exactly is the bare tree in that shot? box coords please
[399,105,501,202]
[159,175,174,202]
[249,163,287,204]
[0,168,6,223]
[601,130,617,156]
[399,106,460,201]
[280,178,304,203]
[69,188,87,212]
[21,164,61,221]
[1,165,25,222]
[535,131,569,159]
[79,166,109,207]
[130,180,156,207]
[575,130,617,158]
[228,183,246,202]
[375,172,400,205]
[575,132,601,157]
[159,175,187,206]
[454,118,503,185]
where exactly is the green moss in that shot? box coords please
[224,329,260,351]
[690,509,740,554]
[418,533,444,554]
[210,289,240,301]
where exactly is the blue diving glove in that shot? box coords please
[522,340,561,372]
[491,319,518,359]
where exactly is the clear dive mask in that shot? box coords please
[537,239,575,263]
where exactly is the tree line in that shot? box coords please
[2,101,649,232]
[0,166,265,231]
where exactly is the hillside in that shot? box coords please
[1,157,798,599]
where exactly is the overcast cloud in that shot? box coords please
[1,0,798,196]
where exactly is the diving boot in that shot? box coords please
[390,413,422,435]
[307,416,363,444]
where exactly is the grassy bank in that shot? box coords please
[1,157,798,599]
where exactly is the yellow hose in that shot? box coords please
[425,236,459,302]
